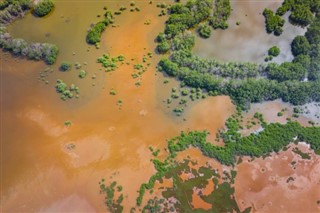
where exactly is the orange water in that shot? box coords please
[1,1,234,212]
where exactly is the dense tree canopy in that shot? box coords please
[291,35,311,56]
[156,0,320,109]
[33,0,54,17]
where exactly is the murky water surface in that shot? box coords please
[194,1,306,63]
[1,1,233,212]
[1,1,318,212]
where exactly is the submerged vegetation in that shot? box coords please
[99,180,124,213]
[136,110,320,206]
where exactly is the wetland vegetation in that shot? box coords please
[1,0,320,212]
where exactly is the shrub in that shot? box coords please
[60,61,72,71]
[157,41,170,54]
[86,11,114,44]
[33,0,54,17]
[263,8,285,36]
[79,70,86,78]
[198,24,211,38]
[268,46,280,57]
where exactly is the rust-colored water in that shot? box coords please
[1,1,234,212]
[235,143,320,213]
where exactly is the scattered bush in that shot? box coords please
[60,61,72,71]
[79,70,86,78]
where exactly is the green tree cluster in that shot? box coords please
[0,0,31,24]
[33,0,54,17]
[168,122,320,166]
[263,8,285,36]
[276,0,318,27]
[268,46,280,57]
[198,23,212,38]
[209,0,231,29]
[156,0,320,109]
[86,10,114,44]
[0,26,59,64]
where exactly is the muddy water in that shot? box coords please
[235,143,320,213]
[194,1,307,63]
[1,1,234,212]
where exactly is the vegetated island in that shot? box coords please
[0,0,58,64]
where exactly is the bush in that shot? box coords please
[157,41,170,54]
[79,70,86,78]
[198,24,211,38]
[33,0,54,17]
[60,61,72,71]
[268,46,280,57]
[87,11,114,44]
[263,8,285,36]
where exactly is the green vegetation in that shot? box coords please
[198,23,212,38]
[160,0,212,41]
[210,0,231,29]
[263,0,318,36]
[0,1,59,65]
[79,70,86,78]
[0,27,59,64]
[276,0,318,27]
[156,0,320,110]
[135,106,320,206]
[109,89,117,95]
[167,122,320,166]
[0,0,31,24]
[55,80,79,101]
[143,160,246,213]
[268,46,280,57]
[97,54,125,72]
[156,40,170,54]
[149,146,160,157]
[266,62,306,82]
[291,35,311,56]
[60,61,72,71]
[99,180,124,213]
[292,147,311,159]
[33,0,54,17]
[87,10,114,45]
[64,120,72,126]
[263,8,285,36]
[277,111,284,117]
